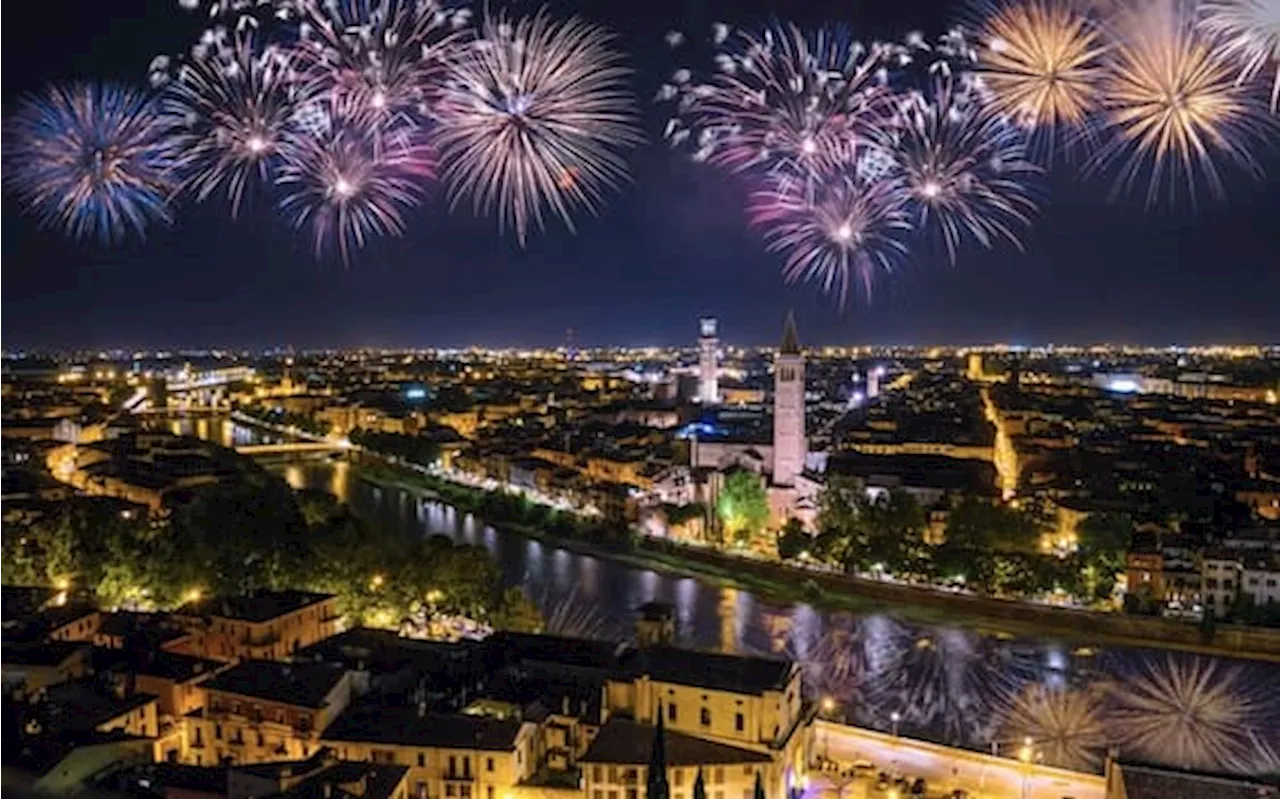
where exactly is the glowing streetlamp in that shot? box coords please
[889,711,901,737]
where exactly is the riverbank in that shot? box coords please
[352,459,1280,662]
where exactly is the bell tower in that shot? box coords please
[772,312,806,487]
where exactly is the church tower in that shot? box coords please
[772,312,806,487]
[698,317,719,405]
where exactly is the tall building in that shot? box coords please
[772,313,806,488]
[698,317,719,405]
[867,365,882,399]
[966,352,984,381]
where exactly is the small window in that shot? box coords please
[674,770,683,787]
[418,753,426,767]
[668,704,678,723]
[215,724,223,740]
[487,788,495,799]
[594,792,604,799]
[714,768,724,785]
[594,767,603,783]
[735,713,744,732]
[700,708,711,726]
[487,757,495,772]
[743,768,753,777]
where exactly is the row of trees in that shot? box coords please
[773,477,1131,602]
[2,458,536,630]
[349,429,442,467]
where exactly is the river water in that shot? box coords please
[167,415,1280,776]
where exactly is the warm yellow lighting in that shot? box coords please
[183,588,203,604]
[370,574,385,590]
[821,696,835,713]
[53,591,68,607]
[53,577,71,592]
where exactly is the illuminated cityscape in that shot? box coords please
[4,0,1280,796]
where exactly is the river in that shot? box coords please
[165,415,1280,776]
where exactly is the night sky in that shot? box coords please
[3,0,1279,350]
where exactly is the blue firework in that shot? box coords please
[3,82,177,243]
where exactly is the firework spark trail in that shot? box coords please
[974,0,1107,139]
[538,585,617,640]
[3,83,177,243]
[1091,0,1275,205]
[434,10,642,243]
[1199,0,1280,110]
[277,122,432,261]
[663,23,897,182]
[861,627,1042,745]
[750,167,911,304]
[164,28,306,216]
[1107,653,1276,772]
[889,76,1041,263]
[291,0,469,129]
[997,683,1111,771]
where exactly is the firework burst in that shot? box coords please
[861,627,1041,744]
[278,123,432,261]
[750,168,910,304]
[998,683,1110,771]
[663,23,896,180]
[1199,0,1280,110]
[434,10,641,243]
[3,83,176,243]
[890,77,1040,262]
[293,0,469,129]
[164,29,306,216]
[1107,653,1274,772]
[974,0,1107,137]
[1093,0,1274,204]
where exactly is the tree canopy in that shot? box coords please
[717,470,769,546]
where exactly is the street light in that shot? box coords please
[1018,737,1036,799]
[889,711,901,737]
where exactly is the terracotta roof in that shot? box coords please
[580,719,772,766]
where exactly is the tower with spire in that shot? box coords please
[771,313,806,488]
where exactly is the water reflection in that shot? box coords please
[169,419,1275,777]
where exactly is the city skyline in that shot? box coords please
[4,0,1280,349]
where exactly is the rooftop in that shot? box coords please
[175,589,334,623]
[1118,763,1279,799]
[580,718,773,766]
[321,703,524,750]
[202,660,348,708]
[618,646,794,696]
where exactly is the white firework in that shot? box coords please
[1200,0,1280,110]
[1108,654,1274,772]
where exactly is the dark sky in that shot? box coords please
[3,0,1279,350]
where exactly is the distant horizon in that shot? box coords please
[5,337,1279,357]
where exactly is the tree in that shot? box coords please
[491,587,544,633]
[718,471,769,547]
[692,770,706,799]
[775,518,810,561]
[944,495,1040,554]
[753,772,766,799]
[647,701,669,799]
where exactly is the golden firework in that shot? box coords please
[1099,0,1266,201]
[977,0,1107,131]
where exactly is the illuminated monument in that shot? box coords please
[698,317,719,405]
[771,312,806,487]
